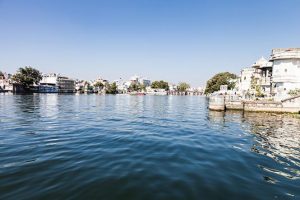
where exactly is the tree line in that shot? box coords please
[6,66,192,93]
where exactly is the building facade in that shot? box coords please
[237,67,256,95]
[130,75,151,87]
[271,48,300,100]
[0,73,13,92]
[40,73,75,93]
[236,48,300,100]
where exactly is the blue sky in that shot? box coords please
[0,0,300,86]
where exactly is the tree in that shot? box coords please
[204,72,237,94]
[0,71,4,77]
[129,82,143,92]
[106,82,118,94]
[12,67,42,88]
[151,80,169,90]
[177,82,190,92]
[87,84,94,91]
[94,81,104,88]
[251,76,264,97]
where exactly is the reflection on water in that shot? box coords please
[0,94,300,200]
[244,113,300,180]
[209,110,300,187]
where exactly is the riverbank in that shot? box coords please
[209,95,300,114]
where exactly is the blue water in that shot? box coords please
[0,94,299,200]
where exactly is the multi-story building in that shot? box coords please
[251,57,273,95]
[168,83,177,92]
[40,73,75,93]
[270,48,300,100]
[113,78,128,93]
[139,78,151,87]
[0,72,13,92]
[237,67,256,95]
[236,48,300,100]
[236,57,272,97]
[130,75,151,87]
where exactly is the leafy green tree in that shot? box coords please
[12,67,42,88]
[94,81,104,88]
[87,84,94,91]
[94,81,104,92]
[106,82,118,94]
[129,82,142,92]
[177,82,190,92]
[204,72,237,94]
[151,80,169,90]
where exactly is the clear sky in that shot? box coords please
[0,0,300,86]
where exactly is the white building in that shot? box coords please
[271,48,300,100]
[130,75,151,87]
[0,73,13,92]
[113,78,128,93]
[40,73,75,93]
[168,83,177,92]
[236,57,273,96]
[254,57,273,95]
[237,67,255,95]
[235,48,300,100]
[94,78,108,85]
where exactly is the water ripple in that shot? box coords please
[0,94,299,200]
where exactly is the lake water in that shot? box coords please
[0,94,299,200]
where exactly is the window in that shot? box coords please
[244,77,246,80]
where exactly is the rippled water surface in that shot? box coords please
[0,94,300,200]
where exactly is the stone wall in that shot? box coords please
[225,101,244,110]
[209,95,225,111]
[210,95,300,113]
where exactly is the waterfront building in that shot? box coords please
[139,77,151,87]
[270,48,300,100]
[168,83,177,92]
[236,67,256,96]
[90,78,108,94]
[236,57,272,97]
[75,80,85,92]
[250,57,273,95]
[234,48,300,100]
[0,72,13,92]
[113,78,128,93]
[130,75,151,87]
[40,73,75,93]
[210,48,300,112]
[94,78,108,85]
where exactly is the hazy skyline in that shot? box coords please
[1,0,300,86]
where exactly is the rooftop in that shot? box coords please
[252,56,268,68]
[270,48,300,60]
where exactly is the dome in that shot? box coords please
[252,56,268,68]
